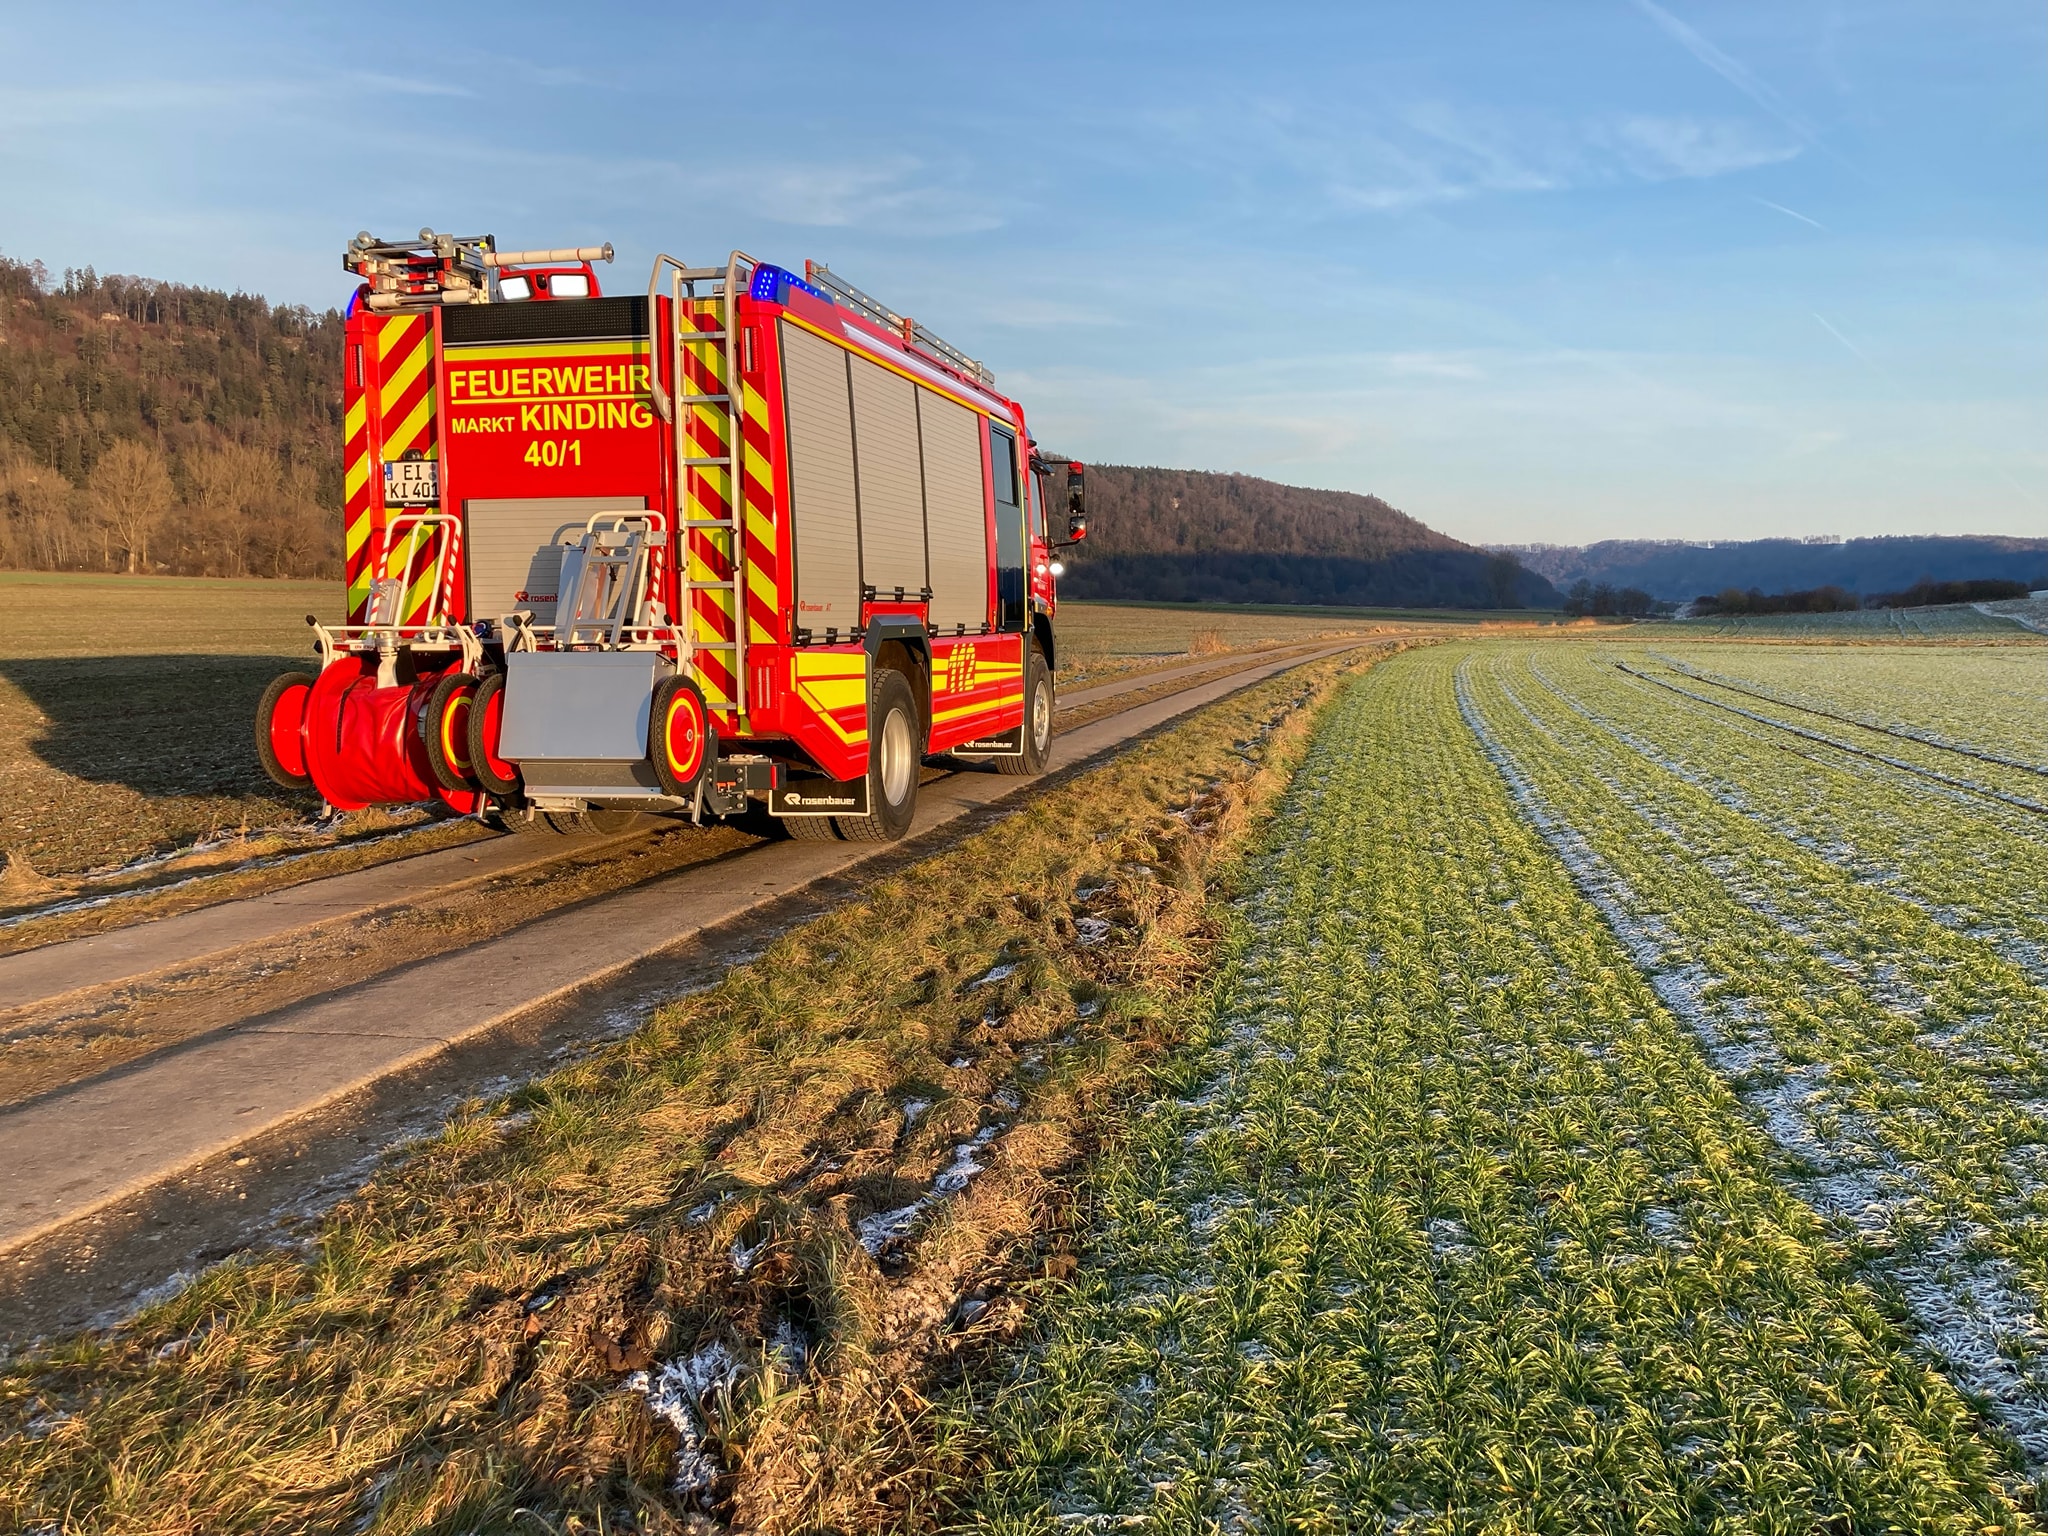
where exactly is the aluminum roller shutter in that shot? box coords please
[919,389,989,633]
[847,355,927,602]
[464,495,645,626]
[780,322,861,630]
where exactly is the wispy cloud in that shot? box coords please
[342,72,474,100]
[1219,98,1800,219]
[1384,352,1488,381]
[723,159,1003,236]
[1604,115,1800,179]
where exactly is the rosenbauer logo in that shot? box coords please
[784,789,859,809]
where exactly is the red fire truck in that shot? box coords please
[256,230,1087,842]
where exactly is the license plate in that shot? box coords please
[383,459,440,505]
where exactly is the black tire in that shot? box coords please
[832,668,921,842]
[466,671,523,798]
[782,814,842,842]
[648,673,716,802]
[419,672,481,793]
[512,808,646,836]
[255,671,316,790]
[580,808,648,836]
[994,643,1053,776]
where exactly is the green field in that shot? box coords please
[8,594,2048,1529]
[967,639,2048,1528]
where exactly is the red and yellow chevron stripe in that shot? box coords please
[374,315,443,626]
[344,313,444,625]
[342,328,374,622]
[679,299,740,713]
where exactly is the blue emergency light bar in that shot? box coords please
[750,264,832,305]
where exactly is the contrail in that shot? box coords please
[1754,195,1825,230]
[1811,312,1868,363]
[1624,0,1879,182]
[1812,312,1902,391]
[1626,0,1813,141]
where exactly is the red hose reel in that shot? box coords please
[257,658,479,814]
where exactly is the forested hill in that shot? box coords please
[0,253,1550,608]
[1061,465,1560,609]
[1507,536,2048,604]
[0,254,344,577]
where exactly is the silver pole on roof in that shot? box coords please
[804,262,995,388]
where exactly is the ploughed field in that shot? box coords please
[971,638,2048,1529]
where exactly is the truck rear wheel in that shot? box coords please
[994,643,1053,776]
[829,668,921,842]
[466,672,523,799]
[255,671,316,790]
[421,672,481,793]
[649,674,715,802]
[512,808,646,836]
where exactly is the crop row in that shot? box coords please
[1525,648,2048,991]
[1652,641,2047,771]
[1462,643,2048,1474]
[962,646,2024,1531]
[1690,606,2030,641]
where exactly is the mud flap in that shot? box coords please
[952,726,1023,757]
[770,777,870,817]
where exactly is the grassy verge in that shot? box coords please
[957,645,2025,1532]
[0,644,1391,1534]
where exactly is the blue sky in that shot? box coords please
[1,1,2040,545]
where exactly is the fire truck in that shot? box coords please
[255,230,1087,843]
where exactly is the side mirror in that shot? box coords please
[1065,461,1087,543]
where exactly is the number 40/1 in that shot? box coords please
[524,438,582,468]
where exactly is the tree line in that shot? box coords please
[1056,464,1558,609]
[1690,577,2037,617]
[0,254,344,578]
[1559,580,1658,618]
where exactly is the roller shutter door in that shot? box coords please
[848,355,927,601]
[464,495,645,626]
[780,323,861,630]
[919,389,988,633]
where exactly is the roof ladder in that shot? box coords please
[648,250,757,722]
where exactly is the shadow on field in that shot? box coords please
[0,654,304,799]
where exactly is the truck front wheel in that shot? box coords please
[832,668,921,842]
[994,643,1053,776]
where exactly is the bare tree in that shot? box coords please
[0,454,79,569]
[87,440,174,573]
[182,441,278,576]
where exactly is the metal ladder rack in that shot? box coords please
[647,250,756,722]
[553,513,668,649]
[803,261,996,389]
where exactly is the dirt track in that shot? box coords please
[0,641,1365,1343]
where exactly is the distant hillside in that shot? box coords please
[0,252,1555,606]
[0,254,344,577]
[1064,465,1559,609]
[1505,536,2048,604]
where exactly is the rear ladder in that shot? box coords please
[647,251,755,723]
